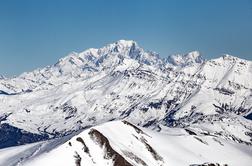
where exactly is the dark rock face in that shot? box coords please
[0,123,49,149]
[76,137,90,154]
[74,151,81,166]
[213,103,251,115]
[148,101,163,109]
[0,90,9,95]
[88,128,132,166]
[214,87,235,96]
[139,137,163,162]
[190,163,228,166]
[122,120,145,134]
[185,129,197,135]
[245,112,252,120]
[0,90,18,95]
[0,113,12,123]
[122,150,147,166]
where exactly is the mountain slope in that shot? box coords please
[1,121,251,166]
[0,40,251,159]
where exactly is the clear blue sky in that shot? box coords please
[0,0,252,76]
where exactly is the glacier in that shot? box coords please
[0,40,251,166]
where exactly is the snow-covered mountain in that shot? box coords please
[1,121,251,166]
[0,40,251,165]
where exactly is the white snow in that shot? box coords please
[0,40,252,165]
[1,121,250,166]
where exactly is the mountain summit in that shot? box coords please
[0,40,252,166]
[166,51,204,67]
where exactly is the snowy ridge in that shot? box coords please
[166,51,204,67]
[1,121,251,166]
[0,40,252,165]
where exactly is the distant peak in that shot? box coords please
[167,51,204,67]
[221,54,240,61]
[210,54,247,64]
[186,51,201,59]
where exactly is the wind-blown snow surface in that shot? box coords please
[1,121,251,166]
[0,40,252,165]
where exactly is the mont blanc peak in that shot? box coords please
[79,39,139,58]
[77,39,162,67]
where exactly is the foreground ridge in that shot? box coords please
[1,121,251,166]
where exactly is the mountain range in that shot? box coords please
[0,40,251,166]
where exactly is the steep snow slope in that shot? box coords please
[0,40,251,150]
[1,121,251,166]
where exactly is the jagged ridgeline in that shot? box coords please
[0,40,251,165]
